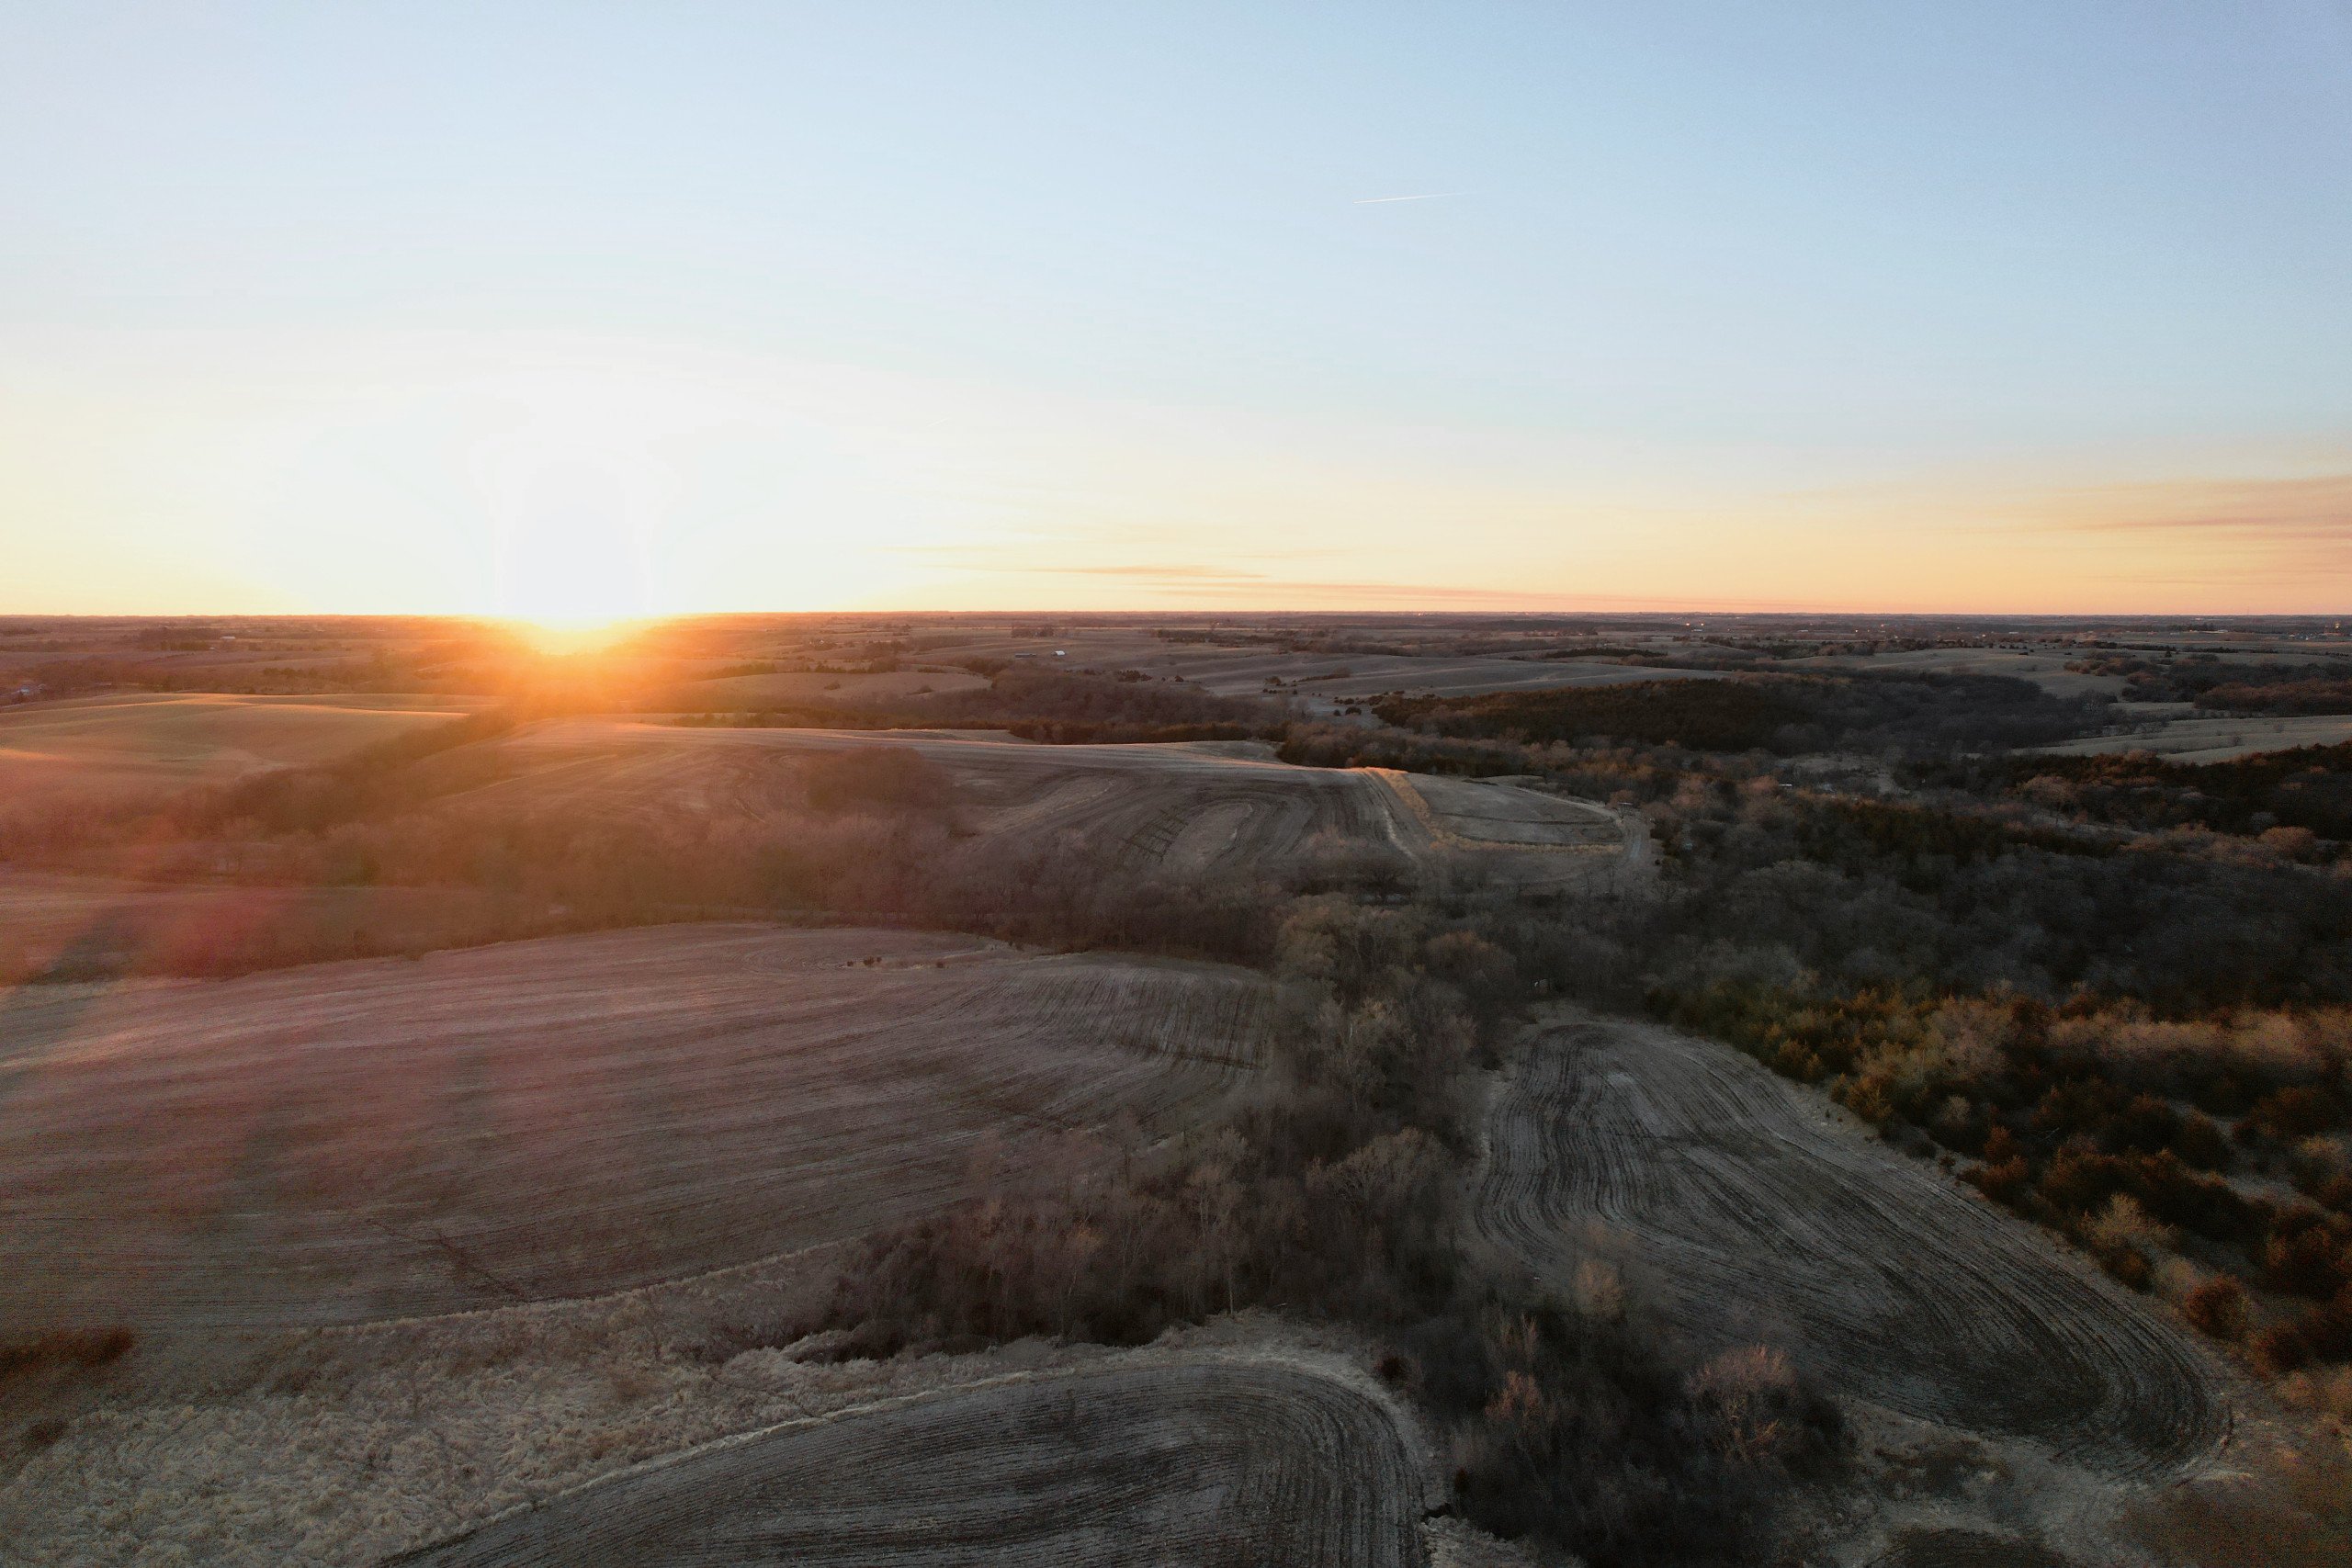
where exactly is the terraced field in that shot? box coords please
[0,925,1275,1331]
[1477,1018,2229,1477]
[397,1359,1426,1568]
[436,720,1634,885]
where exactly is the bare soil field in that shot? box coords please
[443,721,1636,885]
[2031,712,2352,761]
[1476,1016,2231,1478]
[395,1358,1427,1568]
[0,693,487,814]
[0,924,1277,1331]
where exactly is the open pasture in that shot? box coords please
[1476,1018,2229,1478]
[398,1359,1427,1568]
[0,693,485,815]
[0,924,1276,1331]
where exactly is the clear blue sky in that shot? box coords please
[5,3,2351,615]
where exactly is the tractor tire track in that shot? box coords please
[1476,1018,2230,1478]
[391,1359,1427,1568]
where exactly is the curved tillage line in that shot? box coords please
[0,927,1275,1331]
[1475,1020,2230,1479]
[391,1360,1427,1568]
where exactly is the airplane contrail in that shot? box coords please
[1353,191,1462,204]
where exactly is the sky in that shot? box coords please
[4,2,2351,618]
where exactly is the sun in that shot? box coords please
[503,613,646,656]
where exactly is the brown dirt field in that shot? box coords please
[0,693,487,815]
[1476,1016,2232,1479]
[443,720,1638,886]
[392,1359,1428,1568]
[0,924,1277,1331]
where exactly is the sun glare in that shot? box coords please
[504,614,645,656]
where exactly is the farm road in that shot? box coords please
[1476,1017,2231,1478]
[393,1359,1427,1568]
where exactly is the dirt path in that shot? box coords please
[1476,1016,2231,1479]
[390,1359,1428,1568]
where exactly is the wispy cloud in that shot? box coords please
[1045,563,1272,581]
[1353,191,1462,204]
[2037,473,2352,546]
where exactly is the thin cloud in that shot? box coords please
[2036,473,2352,545]
[1353,191,1462,204]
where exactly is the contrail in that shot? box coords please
[1353,191,1462,204]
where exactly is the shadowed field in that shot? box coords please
[0,924,1277,1331]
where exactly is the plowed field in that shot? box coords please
[1476,1018,2229,1478]
[440,721,1633,885]
[0,693,488,816]
[0,925,1275,1331]
[395,1359,1427,1568]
